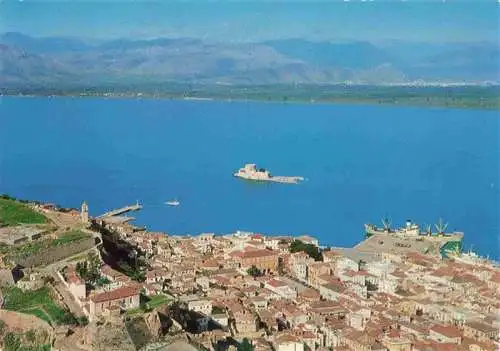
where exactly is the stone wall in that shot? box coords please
[12,237,95,268]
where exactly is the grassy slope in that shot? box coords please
[0,199,47,226]
[1,287,71,325]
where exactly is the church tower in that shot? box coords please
[81,201,89,224]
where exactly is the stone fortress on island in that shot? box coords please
[233,163,304,184]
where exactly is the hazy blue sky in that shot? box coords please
[1,1,499,43]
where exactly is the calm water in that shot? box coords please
[1,97,498,258]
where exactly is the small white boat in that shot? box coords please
[165,200,180,206]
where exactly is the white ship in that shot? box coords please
[165,200,180,206]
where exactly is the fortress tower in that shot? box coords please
[81,201,89,224]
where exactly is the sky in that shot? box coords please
[1,1,499,43]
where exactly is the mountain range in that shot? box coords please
[1,32,498,87]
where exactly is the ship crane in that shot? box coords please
[435,218,448,236]
[381,217,392,233]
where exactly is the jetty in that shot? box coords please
[98,201,142,218]
[269,176,304,184]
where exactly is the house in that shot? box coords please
[89,285,140,320]
[265,279,297,300]
[308,301,347,318]
[253,338,274,351]
[322,319,346,348]
[65,265,86,302]
[200,259,221,272]
[289,252,313,282]
[342,328,385,351]
[281,303,308,328]
[322,250,343,264]
[463,320,498,342]
[298,288,320,302]
[250,296,268,310]
[429,324,462,344]
[211,313,228,328]
[174,307,211,333]
[297,235,319,247]
[273,333,304,351]
[143,283,162,296]
[307,262,331,289]
[339,269,368,286]
[232,249,279,274]
[187,299,212,316]
[320,281,347,301]
[145,269,169,284]
[264,237,282,250]
[235,310,259,334]
[196,276,210,291]
[100,264,131,287]
[381,330,412,351]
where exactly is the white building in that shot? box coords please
[274,334,304,351]
[265,279,297,300]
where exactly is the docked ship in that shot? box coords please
[233,164,304,184]
[363,218,464,258]
[365,219,420,238]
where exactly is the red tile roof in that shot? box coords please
[267,279,288,288]
[91,285,140,303]
[430,324,462,338]
[241,249,277,259]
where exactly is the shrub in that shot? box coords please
[3,332,21,351]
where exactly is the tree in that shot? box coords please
[0,320,5,337]
[238,338,253,351]
[278,257,285,275]
[87,251,101,283]
[76,252,101,284]
[75,261,88,280]
[77,316,89,326]
[289,240,322,261]
[247,265,261,277]
[25,329,36,343]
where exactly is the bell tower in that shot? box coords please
[81,201,89,224]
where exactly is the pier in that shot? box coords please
[98,201,142,218]
[269,176,304,184]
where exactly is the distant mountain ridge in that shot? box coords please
[1,32,498,86]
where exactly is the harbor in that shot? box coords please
[97,201,142,218]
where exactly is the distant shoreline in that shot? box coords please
[2,92,498,111]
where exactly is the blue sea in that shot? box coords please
[1,97,498,258]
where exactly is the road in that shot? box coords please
[50,270,87,318]
[37,228,103,318]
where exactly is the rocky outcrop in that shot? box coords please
[0,309,53,344]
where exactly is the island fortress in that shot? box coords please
[233,163,304,184]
